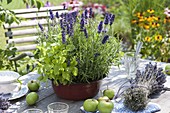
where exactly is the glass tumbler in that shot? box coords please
[22,108,43,113]
[47,102,69,113]
[123,52,141,79]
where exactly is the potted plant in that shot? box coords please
[35,8,122,100]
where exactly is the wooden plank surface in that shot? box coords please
[15,10,68,19]
[13,6,66,14]
[8,60,170,113]
[3,19,48,29]
[15,44,37,51]
[8,36,38,44]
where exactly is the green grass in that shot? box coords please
[0,0,65,49]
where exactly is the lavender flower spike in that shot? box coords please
[104,13,109,25]
[83,28,88,38]
[56,12,59,18]
[84,9,88,19]
[110,14,115,26]
[102,35,109,44]
[80,18,85,29]
[38,23,44,31]
[89,8,93,18]
[62,30,66,44]
[49,9,54,20]
[98,21,103,33]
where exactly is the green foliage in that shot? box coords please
[0,0,43,25]
[0,6,21,25]
[0,45,36,76]
[37,41,78,85]
[0,46,16,70]
[23,0,44,9]
[108,0,131,45]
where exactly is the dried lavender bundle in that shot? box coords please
[123,86,149,111]
[132,62,167,96]
[115,62,167,111]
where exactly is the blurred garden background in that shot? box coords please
[0,0,170,66]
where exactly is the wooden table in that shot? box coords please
[9,59,170,113]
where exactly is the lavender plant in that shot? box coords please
[36,8,122,85]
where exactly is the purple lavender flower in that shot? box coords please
[69,12,77,23]
[84,9,88,19]
[89,8,93,18]
[26,3,29,8]
[104,13,109,25]
[38,23,44,31]
[66,24,70,34]
[63,4,66,10]
[80,18,85,29]
[56,12,59,18]
[60,19,65,30]
[49,9,54,20]
[60,13,64,18]
[102,35,109,44]
[109,13,112,19]
[69,26,74,37]
[83,28,88,38]
[81,13,85,18]
[72,11,77,19]
[62,30,66,44]
[110,14,115,26]
[98,21,103,33]
[44,1,51,7]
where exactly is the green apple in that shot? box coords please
[26,92,39,105]
[165,64,170,75]
[103,89,115,100]
[98,96,110,102]
[97,99,114,113]
[83,99,98,112]
[27,80,40,91]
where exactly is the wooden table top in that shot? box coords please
[8,59,170,113]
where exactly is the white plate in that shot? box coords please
[9,85,28,100]
[0,71,20,84]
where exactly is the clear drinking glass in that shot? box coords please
[47,102,69,113]
[123,52,141,79]
[22,108,43,113]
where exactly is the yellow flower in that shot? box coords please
[164,18,167,23]
[151,22,156,28]
[146,16,154,22]
[131,19,137,24]
[144,36,151,42]
[139,18,145,22]
[147,9,154,13]
[155,35,163,41]
[143,24,150,30]
[152,22,160,28]
[136,12,143,18]
[156,23,160,27]
[153,16,160,21]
